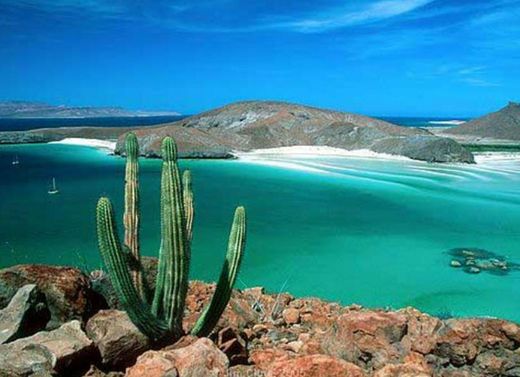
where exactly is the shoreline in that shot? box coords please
[43,140,520,166]
[49,138,117,152]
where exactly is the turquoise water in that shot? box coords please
[0,144,519,322]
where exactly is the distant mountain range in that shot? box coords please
[444,102,520,141]
[0,101,179,118]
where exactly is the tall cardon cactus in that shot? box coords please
[96,133,246,342]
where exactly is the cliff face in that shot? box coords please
[445,102,520,141]
[115,101,475,163]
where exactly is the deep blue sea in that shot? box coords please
[0,115,186,131]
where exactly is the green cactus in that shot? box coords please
[191,206,246,336]
[95,135,247,342]
[123,132,144,299]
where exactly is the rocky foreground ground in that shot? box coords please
[1,260,519,377]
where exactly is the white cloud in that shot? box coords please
[268,0,434,33]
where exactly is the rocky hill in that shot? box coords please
[116,101,474,163]
[0,101,179,118]
[0,101,475,162]
[444,102,520,141]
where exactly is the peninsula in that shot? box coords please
[0,101,475,163]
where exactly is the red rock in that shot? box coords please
[282,308,300,325]
[0,264,104,329]
[86,309,151,368]
[216,327,248,365]
[400,308,441,355]
[266,355,365,377]
[319,310,408,370]
[373,363,431,377]
[125,338,228,377]
[434,319,517,367]
[250,348,292,369]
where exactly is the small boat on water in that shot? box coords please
[48,178,59,195]
[12,156,19,165]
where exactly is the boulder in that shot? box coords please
[125,338,228,377]
[0,320,94,376]
[266,355,365,377]
[0,265,106,329]
[0,284,50,344]
[86,309,151,369]
[434,319,520,367]
[282,308,300,325]
[319,310,408,370]
[400,308,442,355]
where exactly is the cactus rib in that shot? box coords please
[183,170,194,242]
[123,132,144,299]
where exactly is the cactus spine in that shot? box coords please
[123,132,144,299]
[96,135,247,342]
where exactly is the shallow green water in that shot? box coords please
[1,144,519,322]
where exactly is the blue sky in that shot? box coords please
[0,0,519,117]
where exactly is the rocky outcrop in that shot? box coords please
[444,102,520,141]
[0,265,106,329]
[0,320,94,376]
[371,135,475,163]
[0,101,474,163]
[0,284,49,344]
[0,263,519,376]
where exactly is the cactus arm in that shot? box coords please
[152,137,190,337]
[191,206,246,337]
[96,197,169,341]
[123,132,144,299]
[183,170,194,242]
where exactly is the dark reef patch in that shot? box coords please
[447,247,520,275]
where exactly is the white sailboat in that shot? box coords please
[48,177,59,195]
[11,155,19,165]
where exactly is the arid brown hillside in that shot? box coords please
[116,101,474,163]
[445,102,520,141]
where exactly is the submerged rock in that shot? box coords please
[0,284,50,344]
[450,260,462,268]
[446,247,519,276]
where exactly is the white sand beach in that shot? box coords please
[234,146,410,161]
[49,138,117,152]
